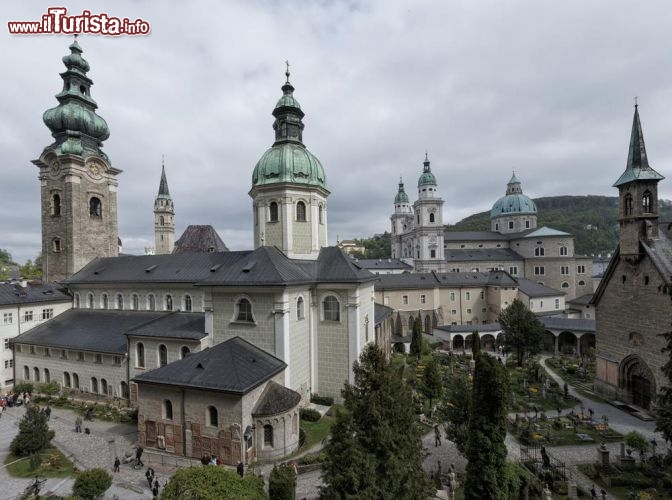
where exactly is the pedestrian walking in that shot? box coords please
[135,445,144,468]
[152,485,159,498]
[590,484,597,499]
[145,467,154,487]
[44,406,51,421]
[237,461,244,477]
[74,416,82,433]
[434,424,441,447]
[113,457,120,473]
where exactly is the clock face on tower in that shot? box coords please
[86,160,104,179]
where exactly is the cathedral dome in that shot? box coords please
[417,154,437,188]
[43,102,110,141]
[252,142,326,188]
[394,177,409,203]
[490,173,537,218]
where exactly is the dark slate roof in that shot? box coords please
[14,310,169,354]
[434,323,502,334]
[0,282,71,306]
[355,258,413,270]
[173,225,229,253]
[125,312,206,340]
[374,303,394,325]
[443,231,510,241]
[64,252,248,284]
[613,106,664,187]
[252,380,301,417]
[315,247,377,283]
[133,337,286,394]
[516,278,565,298]
[445,248,524,262]
[539,316,596,332]
[375,271,517,290]
[567,294,593,306]
[158,164,170,196]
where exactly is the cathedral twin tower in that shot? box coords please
[36,41,330,282]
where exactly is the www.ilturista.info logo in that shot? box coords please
[8,7,150,36]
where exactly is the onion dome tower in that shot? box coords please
[391,177,413,259]
[249,65,329,259]
[154,161,175,254]
[412,154,444,270]
[490,172,537,234]
[32,38,120,282]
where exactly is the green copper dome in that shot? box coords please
[394,178,409,203]
[42,39,110,157]
[252,71,327,190]
[417,155,437,187]
[490,173,537,218]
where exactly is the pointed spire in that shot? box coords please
[613,104,664,187]
[158,161,171,198]
[423,151,431,172]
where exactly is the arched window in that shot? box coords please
[159,216,165,226]
[625,193,633,215]
[120,381,129,399]
[642,190,652,213]
[136,342,145,368]
[158,344,168,367]
[297,297,305,319]
[64,372,71,388]
[429,213,435,223]
[408,316,414,330]
[560,246,568,256]
[207,406,218,427]
[269,202,279,222]
[163,400,173,420]
[24,365,29,380]
[180,346,190,359]
[131,294,139,310]
[87,293,94,308]
[101,378,108,395]
[89,197,102,217]
[264,424,274,447]
[578,280,586,286]
[116,293,124,310]
[561,282,569,288]
[147,294,156,311]
[44,368,50,383]
[72,373,79,389]
[165,294,173,311]
[296,201,307,222]
[91,377,98,394]
[236,298,254,322]
[323,295,340,322]
[101,294,109,309]
[184,294,192,312]
[33,367,40,382]
[75,293,81,308]
[52,193,61,216]
[534,247,545,257]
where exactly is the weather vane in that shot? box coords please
[285,60,291,82]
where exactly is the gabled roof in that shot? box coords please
[356,258,413,270]
[567,294,593,306]
[374,303,394,325]
[0,282,71,306]
[252,380,301,416]
[173,225,229,253]
[445,248,524,262]
[13,310,171,354]
[516,278,565,298]
[64,252,248,284]
[523,227,571,238]
[133,337,286,394]
[124,311,206,341]
[315,247,376,283]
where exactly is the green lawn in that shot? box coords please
[300,413,335,451]
[5,447,77,478]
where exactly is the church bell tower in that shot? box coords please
[33,38,120,282]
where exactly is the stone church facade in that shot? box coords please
[593,106,670,411]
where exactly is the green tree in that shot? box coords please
[623,430,650,454]
[20,253,42,280]
[441,371,472,456]
[422,358,443,409]
[320,344,434,500]
[498,299,544,367]
[0,248,15,280]
[269,463,296,500]
[10,405,55,456]
[656,328,672,444]
[160,467,265,500]
[72,468,112,500]
[410,316,423,357]
[464,353,509,499]
[471,331,481,355]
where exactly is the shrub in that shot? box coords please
[10,405,55,456]
[13,382,34,394]
[269,464,296,500]
[624,430,650,453]
[310,394,334,406]
[300,408,321,422]
[72,468,112,499]
[38,381,60,397]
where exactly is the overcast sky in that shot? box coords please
[3,0,672,264]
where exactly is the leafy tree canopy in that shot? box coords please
[10,405,55,456]
[498,299,545,367]
[72,468,112,500]
[160,467,266,500]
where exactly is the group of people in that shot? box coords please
[145,467,161,497]
[200,453,223,466]
[1,390,32,408]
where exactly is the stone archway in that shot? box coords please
[453,334,464,351]
[481,334,496,352]
[579,333,595,357]
[619,355,656,410]
[542,331,556,353]
[558,331,578,355]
